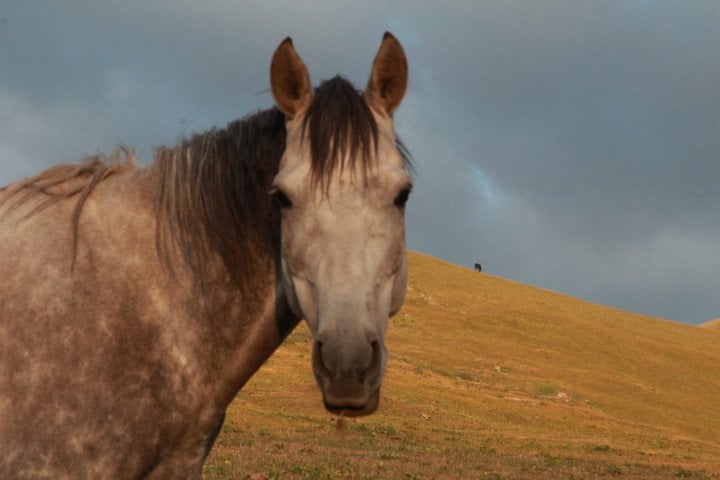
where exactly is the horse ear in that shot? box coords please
[270,37,313,119]
[365,32,408,115]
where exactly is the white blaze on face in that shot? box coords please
[270,33,409,416]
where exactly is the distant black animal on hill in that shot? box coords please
[474,263,482,272]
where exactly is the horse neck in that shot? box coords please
[150,124,298,404]
[147,208,291,406]
[185,255,296,405]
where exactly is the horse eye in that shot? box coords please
[394,188,411,209]
[271,189,293,209]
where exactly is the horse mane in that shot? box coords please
[0,149,136,263]
[155,107,287,295]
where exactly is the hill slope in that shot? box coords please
[700,318,720,331]
[204,252,720,479]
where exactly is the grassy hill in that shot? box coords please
[700,318,720,331]
[203,252,720,479]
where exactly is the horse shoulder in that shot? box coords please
[0,166,218,476]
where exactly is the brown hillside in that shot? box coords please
[204,251,720,479]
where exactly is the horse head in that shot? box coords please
[270,33,411,416]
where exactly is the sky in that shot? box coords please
[1,1,719,325]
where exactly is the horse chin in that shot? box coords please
[322,388,380,418]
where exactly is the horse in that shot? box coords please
[474,263,482,272]
[0,32,411,479]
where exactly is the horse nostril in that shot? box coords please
[364,340,382,378]
[312,340,332,378]
[358,340,382,381]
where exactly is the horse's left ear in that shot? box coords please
[365,32,408,115]
[270,37,314,119]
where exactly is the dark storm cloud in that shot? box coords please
[397,2,720,323]
[1,1,718,323]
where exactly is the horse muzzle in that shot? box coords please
[311,335,385,417]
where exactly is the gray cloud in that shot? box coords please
[1,1,718,323]
[398,2,720,323]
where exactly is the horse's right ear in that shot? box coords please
[270,37,313,119]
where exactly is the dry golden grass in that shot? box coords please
[203,252,720,479]
[699,318,720,331]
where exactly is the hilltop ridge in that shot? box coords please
[699,318,720,331]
